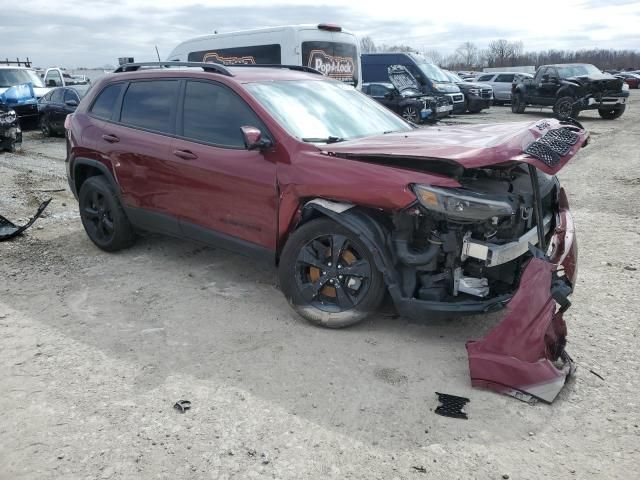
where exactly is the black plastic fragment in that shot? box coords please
[0,198,52,241]
[524,141,561,167]
[435,392,469,419]
[173,400,191,413]
[545,127,580,145]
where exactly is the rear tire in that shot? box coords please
[598,104,625,119]
[278,218,385,328]
[511,93,526,113]
[553,96,580,120]
[79,176,135,252]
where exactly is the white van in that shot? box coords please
[167,24,362,87]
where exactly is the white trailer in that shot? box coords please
[167,24,362,87]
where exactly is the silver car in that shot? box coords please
[474,72,533,104]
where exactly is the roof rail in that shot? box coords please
[227,64,323,75]
[113,61,232,76]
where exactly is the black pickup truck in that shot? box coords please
[512,63,629,120]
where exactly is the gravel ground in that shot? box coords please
[1,97,639,479]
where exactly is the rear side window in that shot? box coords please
[181,81,265,148]
[120,81,179,134]
[369,84,390,97]
[50,89,64,103]
[495,74,515,82]
[476,74,494,82]
[90,83,124,120]
[64,89,79,103]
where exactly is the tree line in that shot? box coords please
[359,36,640,71]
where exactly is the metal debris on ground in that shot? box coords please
[0,198,51,241]
[411,465,427,473]
[434,392,469,420]
[173,400,191,413]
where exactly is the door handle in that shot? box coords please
[101,134,119,143]
[173,149,198,160]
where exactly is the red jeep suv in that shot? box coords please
[66,62,587,402]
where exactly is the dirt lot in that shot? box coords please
[1,98,639,479]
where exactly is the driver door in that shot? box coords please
[169,80,278,251]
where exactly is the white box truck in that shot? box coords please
[166,24,362,87]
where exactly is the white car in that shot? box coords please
[474,72,533,104]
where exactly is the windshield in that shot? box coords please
[444,71,463,82]
[556,64,601,78]
[245,80,412,142]
[417,63,450,83]
[0,68,45,88]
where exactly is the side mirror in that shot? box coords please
[541,74,550,82]
[65,99,78,107]
[384,91,394,99]
[241,126,272,151]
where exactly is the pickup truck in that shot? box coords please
[511,63,629,120]
[43,68,90,89]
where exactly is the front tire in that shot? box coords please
[79,176,135,252]
[598,104,625,119]
[553,96,580,120]
[40,115,53,137]
[278,218,385,328]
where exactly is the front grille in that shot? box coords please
[481,89,492,99]
[545,127,580,145]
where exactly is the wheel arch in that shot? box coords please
[72,158,119,198]
[291,199,403,300]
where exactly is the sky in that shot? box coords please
[2,0,639,68]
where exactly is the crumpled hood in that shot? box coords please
[456,81,491,90]
[566,74,623,91]
[322,119,589,175]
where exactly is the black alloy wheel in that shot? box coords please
[78,176,135,251]
[294,233,372,313]
[553,96,579,120]
[278,218,385,328]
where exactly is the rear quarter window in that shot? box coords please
[90,83,124,120]
[495,74,515,82]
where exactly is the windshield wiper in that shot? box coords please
[301,136,345,144]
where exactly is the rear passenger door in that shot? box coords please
[96,79,182,235]
[493,74,515,101]
[169,80,278,252]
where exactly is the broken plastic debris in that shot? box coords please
[0,199,51,241]
[173,400,191,413]
[434,392,469,420]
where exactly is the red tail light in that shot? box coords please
[317,23,342,32]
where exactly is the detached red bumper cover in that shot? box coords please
[466,190,577,403]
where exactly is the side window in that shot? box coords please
[495,74,515,83]
[181,81,266,148]
[477,74,494,82]
[548,68,559,80]
[535,68,547,82]
[120,81,179,134]
[90,83,124,120]
[64,89,79,104]
[369,84,389,97]
[50,89,64,103]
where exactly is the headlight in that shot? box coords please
[622,83,629,91]
[469,88,481,95]
[413,184,515,221]
[0,110,17,125]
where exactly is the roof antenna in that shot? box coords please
[155,45,161,62]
